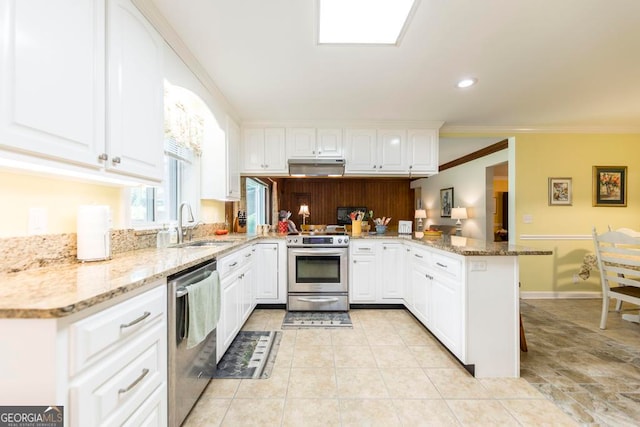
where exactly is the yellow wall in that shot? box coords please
[0,169,228,238]
[444,132,640,294]
[0,170,123,237]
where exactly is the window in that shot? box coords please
[128,80,203,228]
[246,178,268,234]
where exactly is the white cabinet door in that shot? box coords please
[316,128,343,157]
[255,243,279,300]
[409,251,431,325]
[0,0,105,168]
[263,128,287,172]
[218,272,241,358]
[242,128,266,172]
[241,127,286,173]
[350,254,377,302]
[286,128,316,158]
[350,241,378,302]
[345,129,377,172]
[377,129,407,172]
[408,129,438,175]
[431,275,463,358]
[226,116,241,199]
[380,243,404,299]
[240,263,254,323]
[107,0,164,181]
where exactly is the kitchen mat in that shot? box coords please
[282,311,352,328]
[213,331,281,379]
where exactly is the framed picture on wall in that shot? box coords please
[593,166,627,207]
[440,187,453,217]
[548,177,572,206]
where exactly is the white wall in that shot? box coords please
[410,150,509,240]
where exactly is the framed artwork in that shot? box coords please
[593,166,627,207]
[440,187,453,217]
[548,177,572,206]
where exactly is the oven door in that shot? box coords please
[288,247,348,293]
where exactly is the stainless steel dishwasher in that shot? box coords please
[168,259,218,427]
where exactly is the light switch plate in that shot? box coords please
[28,207,48,235]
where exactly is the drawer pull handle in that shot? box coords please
[118,368,149,396]
[229,261,238,267]
[414,254,423,258]
[245,253,252,257]
[360,247,371,251]
[120,311,151,329]
[436,262,447,268]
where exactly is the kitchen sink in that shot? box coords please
[170,240,233,248]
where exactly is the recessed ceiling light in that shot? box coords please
[457,78,477,88]
[318,0,417,45]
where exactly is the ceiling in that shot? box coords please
[145,0,640,163]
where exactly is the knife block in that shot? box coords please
[233,217,247,233]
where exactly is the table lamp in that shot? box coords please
[414,209,427,238]
[451,207,468,236]
[298,204,310,225]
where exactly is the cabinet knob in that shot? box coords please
[353,260,357,264]
[98,153,108,161]
[264,164,268,168]
[112,156,121,165]
[273,247,277,250]
[261,164,265,168]
[373,165,377,169]
[312,150,315,154]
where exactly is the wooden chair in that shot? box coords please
[592,227,640,329]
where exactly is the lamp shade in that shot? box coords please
[414,209,427,219]
[451,207,468,220]
[298,205,310,216]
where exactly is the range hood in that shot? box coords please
[288,158,345,177]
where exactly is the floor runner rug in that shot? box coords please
[213,331,281,379]
[282,311,352,328]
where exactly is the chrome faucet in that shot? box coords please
[177,202,195,244]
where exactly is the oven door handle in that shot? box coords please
[295,297,340,303]
[290,249,346,256]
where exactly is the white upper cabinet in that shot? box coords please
[201,115,240,201]
[241,128,287,174]
[377,129,407,172]
[344,129,377,172]
[107,0,164,181]
[0,0,165,183]
[286,128,316,158]
[345,128,407,173]
[407,129,438,175]
[0,0,105,167]
[287,128,343,158]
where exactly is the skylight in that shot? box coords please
[318,0,417,45]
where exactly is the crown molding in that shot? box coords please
[241,119,445,129]
[131,0,240,123]
[441,124,640,134]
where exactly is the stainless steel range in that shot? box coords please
[286,232,349,311]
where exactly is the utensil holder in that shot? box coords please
[351,220,362,236]
[278,221,288,234]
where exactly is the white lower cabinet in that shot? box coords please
[254,242,280,300]
[68,284,168,427]
[349,240,520,378]
[349,242,377,302]
[217,246,255,361]
[407,247,431,325]
[349,240,404,303]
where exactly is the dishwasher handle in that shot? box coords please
[176,286,189,298]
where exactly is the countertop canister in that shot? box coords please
[77,205,112,261]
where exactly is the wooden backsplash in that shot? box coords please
[273,178,415,229]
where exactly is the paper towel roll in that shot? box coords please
[77,205,112,261]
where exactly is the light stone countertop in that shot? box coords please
[351,232,553,257]
[0,234,268,319]
[0,232,550,319]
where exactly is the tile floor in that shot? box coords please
[183,300,640,426]
[521,299,640,426]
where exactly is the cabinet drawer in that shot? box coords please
[70,322,166,427]
[122,383,167,427]
[69,286,166,375]
[431,253,461,279]
[351,242,376,255]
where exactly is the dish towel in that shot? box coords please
[186,270,221,349]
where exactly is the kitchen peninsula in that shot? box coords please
[0,231,550,423]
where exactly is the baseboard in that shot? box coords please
[520,291,601,299]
